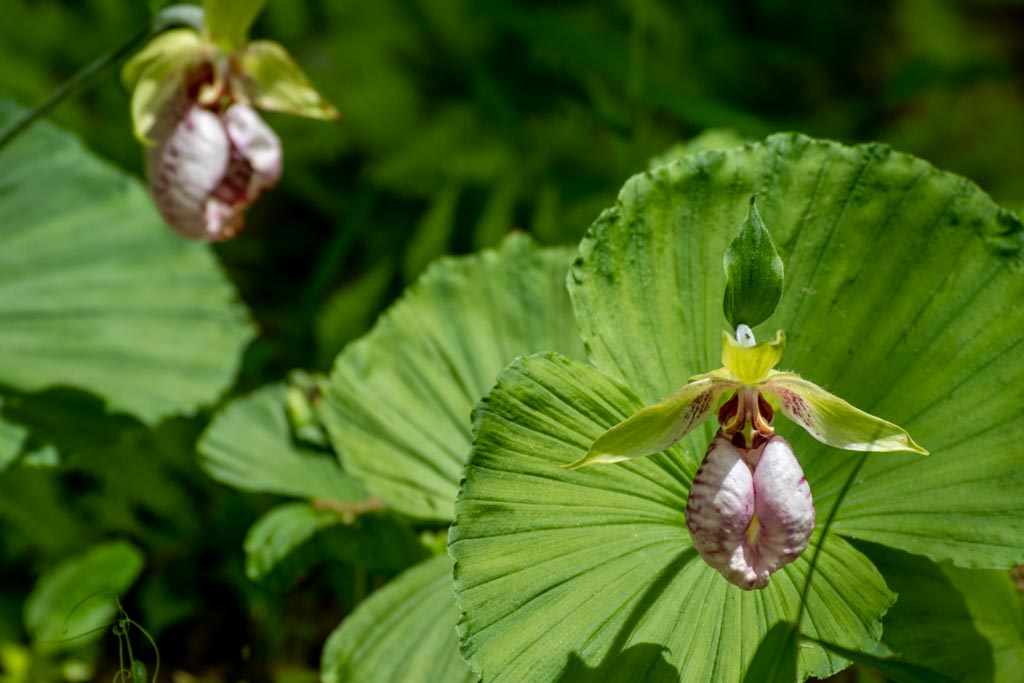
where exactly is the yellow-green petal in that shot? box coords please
[761,374,928,455]
[566,377,733,468]
[232,41,339,121]
[721,329,785,385]
[122,29,207,143]
[202,0,268,51]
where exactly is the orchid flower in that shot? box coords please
[569,323,926,590]
[122,0,338,240]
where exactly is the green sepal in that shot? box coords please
[762,374,928,455]
[122,28,207,143]
[232,40,339,120]
[722,197,784,328]
[567,377,731,468]
[202,0,268,51]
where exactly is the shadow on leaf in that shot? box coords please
[555,549,696,682]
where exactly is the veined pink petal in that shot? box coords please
[146,102,282,241]
[685,437,759,589]
[685,434,814,590]
[147,104,230,239]
[751,435,815,578]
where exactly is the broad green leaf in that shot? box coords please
[320,234,586,521]
[0,100,253,425]
[321,555,475,683]
[722,198,785,329]
[25,540,144,652]
[233,41,339,120]
[863,542,1024,683]
[569,133,1024,568]
[451,353,894,682]
[199,383,367,501]
[244,502,426,583]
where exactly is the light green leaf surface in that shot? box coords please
[569,133,1024,567]
[0,100,253,425]
[25,540,144,652]
[863,542,1024,683]
[322,554,475,683]
[244,501,426,583]
[199,383,367,501]
[321,234,586,521]
[451,353,894,683]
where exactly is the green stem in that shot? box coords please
[795,452,869,628]
[0,26,151,154]
[0,4,204,154]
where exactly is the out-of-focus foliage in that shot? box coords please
[2,0,1023,680]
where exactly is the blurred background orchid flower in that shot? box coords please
[121,0,338,241]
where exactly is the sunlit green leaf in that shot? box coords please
[0,100,253,425]
[199,383,367,501]
[569,133,1024,568]
[451,353,893,682]
[453,133,1024,681]
[321,555,474,683]
[25,541,144,652]
[320,234,586,521]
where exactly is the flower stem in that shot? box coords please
[795,451,868,628]
[0,4,204,154]
[0,26,151,154]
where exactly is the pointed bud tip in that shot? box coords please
[722,196,784,329]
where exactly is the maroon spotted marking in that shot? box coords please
[778,389,815,432]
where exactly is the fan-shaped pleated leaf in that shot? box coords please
[569,133,1024,567]
[0,100,253,424]
[320,234,585,521]
[322,554,475,683]
[451,353,893,682]
[199,383,367,501]
[453,134,1024,682]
